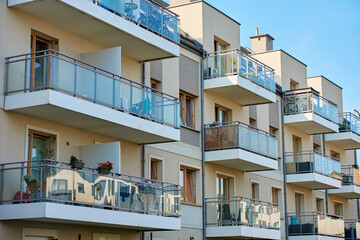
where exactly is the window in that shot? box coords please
[330,150,340,160]
[180,166,196,204]
[180,91,196,128]
[215,105,229,123]
[269,126,278,136]
[272,188,280,205]
[251,182,259,200]
[313,144,321,152]
[334,202,343,217]
[249,118,257,127]
[150,158,162,181]
[217,175,230,199]
[316,198,324,213]
[290,79,299,90]
[150,79,160,92]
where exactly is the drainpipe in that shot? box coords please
[201,54,206,240]
[281,92,289,240]
[141,62,146,240]
[322,134,329,214]
[355,150,360,221]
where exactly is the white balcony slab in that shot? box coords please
[328,185,360,199]
[8,0,179,61]
[286,173,342,189]
[284,113,339,134]
[206,226,281,239]
[0,202,181,231]
[325,132,360,150]
[204,75,276,106]
[289,235,344,240]
[205,149,278,172]
[5,90,180,144]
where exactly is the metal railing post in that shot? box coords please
[20,162,24,203]
[73,59,77,95]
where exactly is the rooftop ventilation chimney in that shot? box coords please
[249,29,274,53]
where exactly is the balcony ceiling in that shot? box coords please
[328,185,360,199]
[204,75,276,106]
[286,173,342,189]
[205,149,278,172]
[5,90,180,144]
[8,0,179,61]
[284,113,339,134]
[0,203,181,231]
[325,132,360,150]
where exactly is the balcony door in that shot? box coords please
[217,175,230,199]
[292,135,302,162]
[295,192,304,217]
[30,33,54,90]
[214,40,227,76]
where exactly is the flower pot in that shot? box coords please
[97,167,111,175]
[70,161,84,169]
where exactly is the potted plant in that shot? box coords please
[70,155,84,169]
[97,161,114,175]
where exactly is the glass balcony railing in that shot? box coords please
[287,212,344,237]
[5,50,180,128]
[284,88,338,123]
[93,0,180,43]
[341,165,360,186]
[339,112,360,135]
[206,196,280,229]
[203,49,276,93]
[205,121,278,159]
[0,160,181,217]
[285,151,341,179]
[345,219,360,240]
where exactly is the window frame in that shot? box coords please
[272,187,280,205]
[180,165,196,204]
[215,104,229,123]
[180,91,196,129]
[216,174,230,199]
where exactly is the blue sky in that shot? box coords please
[203,0,360,113]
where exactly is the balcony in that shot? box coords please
[203,49,276,106]
[325,113,360,149]
[287,213,344,240]
[328,165,360,198]
[344,219,360,240]
[4,50,180,144]
[285,151,342,189]
[204,121,278,171]
[8,0,180,61]
[0,160,181,230]
[284,88,339,134]
[206,196,281,239]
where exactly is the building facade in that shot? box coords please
[0,0,359,240]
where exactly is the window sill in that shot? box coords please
[181,202,202,207]
[181,125,201,133]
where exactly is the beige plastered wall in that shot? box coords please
[0,2,161,111]
[251,50,308,91]
[0,220,139,240]
[169,1,240,52]
[307,76,343,113]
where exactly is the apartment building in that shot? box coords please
[1,0,359,240]
[0,0,204,239]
